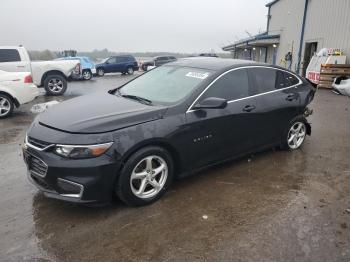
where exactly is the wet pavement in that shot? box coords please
[0,75,349,262]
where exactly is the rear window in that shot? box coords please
[0,49,21,62]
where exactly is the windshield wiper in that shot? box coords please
[114,88,153,105]
[121,94,153,105]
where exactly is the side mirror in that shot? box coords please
[193,97,228,110]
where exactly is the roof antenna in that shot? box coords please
[245,30,253,37]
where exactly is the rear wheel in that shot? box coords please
[44,74,67,96]
[127,67,134,75]
[0,93,14,118]
[283,119,307,150]
[116,146,174,206]
[82,70,92,80]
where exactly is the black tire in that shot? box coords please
[44,74,67,96]
[0,93,14,118]
[142,65,148,71]
[127,67,134,75]
[282,116,308,151]
[82,69,92,80]
[97,68,105,77]
[116,146,174,207]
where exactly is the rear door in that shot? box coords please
[185,68,258,169]
[248,67,302,147]
[115,56,129,72]
[0,49,30,72]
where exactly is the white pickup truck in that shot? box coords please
[0,46,80,95]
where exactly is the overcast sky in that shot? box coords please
[0,0,268,53]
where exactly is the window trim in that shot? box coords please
[186,66,302,113]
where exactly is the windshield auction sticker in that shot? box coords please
[186,72,209,80]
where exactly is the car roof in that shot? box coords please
[170,57,261,71]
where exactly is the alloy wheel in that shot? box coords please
[83,71,91,80]
[98,69,104,76]
[127,67,134,74]
[287,122,306,149]
[130,155,168,199]
[48,78,63,93]
[0,96,11,117]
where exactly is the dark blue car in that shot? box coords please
[95,55,139,76]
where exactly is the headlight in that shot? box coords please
[54,142,113,159]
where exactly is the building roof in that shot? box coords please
[171,57,257,71]
[265,0,280,7]
[222,32,280,51]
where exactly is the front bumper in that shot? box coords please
[23,142,120,203]
[91,68,97,74]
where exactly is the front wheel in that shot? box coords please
[283,119,307,150]
[82,70,92,80]
[44,74,67,96]
[0,93,14,118]
[97,68,105,77]
[116,146,174,206]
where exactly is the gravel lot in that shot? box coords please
[0,73,349,262]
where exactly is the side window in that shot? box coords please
[107,57,117,64]
[250,68,301,94]
[276,70,289,89]
[285,72,300,86]
[200,69,250,101]
[276,70,300,88]
[249,68,277,93]
[0,49,21,62]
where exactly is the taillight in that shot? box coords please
[74,63,81,73]
[24,75,33,83]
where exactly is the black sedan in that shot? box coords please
[23,58,316,206]
[141,56,177,71]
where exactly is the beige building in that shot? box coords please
[223,0,350,76]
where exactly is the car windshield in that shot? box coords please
[101,58,109,63]
[118,66,212,105]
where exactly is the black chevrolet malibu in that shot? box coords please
[23,58,316,206]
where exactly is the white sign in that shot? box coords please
[186,72,209,80]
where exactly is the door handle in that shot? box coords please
[242,105,256,112]
[286,94,297,101]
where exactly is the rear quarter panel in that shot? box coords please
[31,60,79,85]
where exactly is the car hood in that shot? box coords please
[38,92,167,134]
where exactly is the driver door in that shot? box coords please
[105,57,117,73]
[184,68,258,170]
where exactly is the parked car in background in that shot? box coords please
[199,53,219,58]
[140,56,177,71]
[0,46,80,96]
[23,58,316,206]
[95,55,138,76]
[57,56,96,80]
[0,70,39,118]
